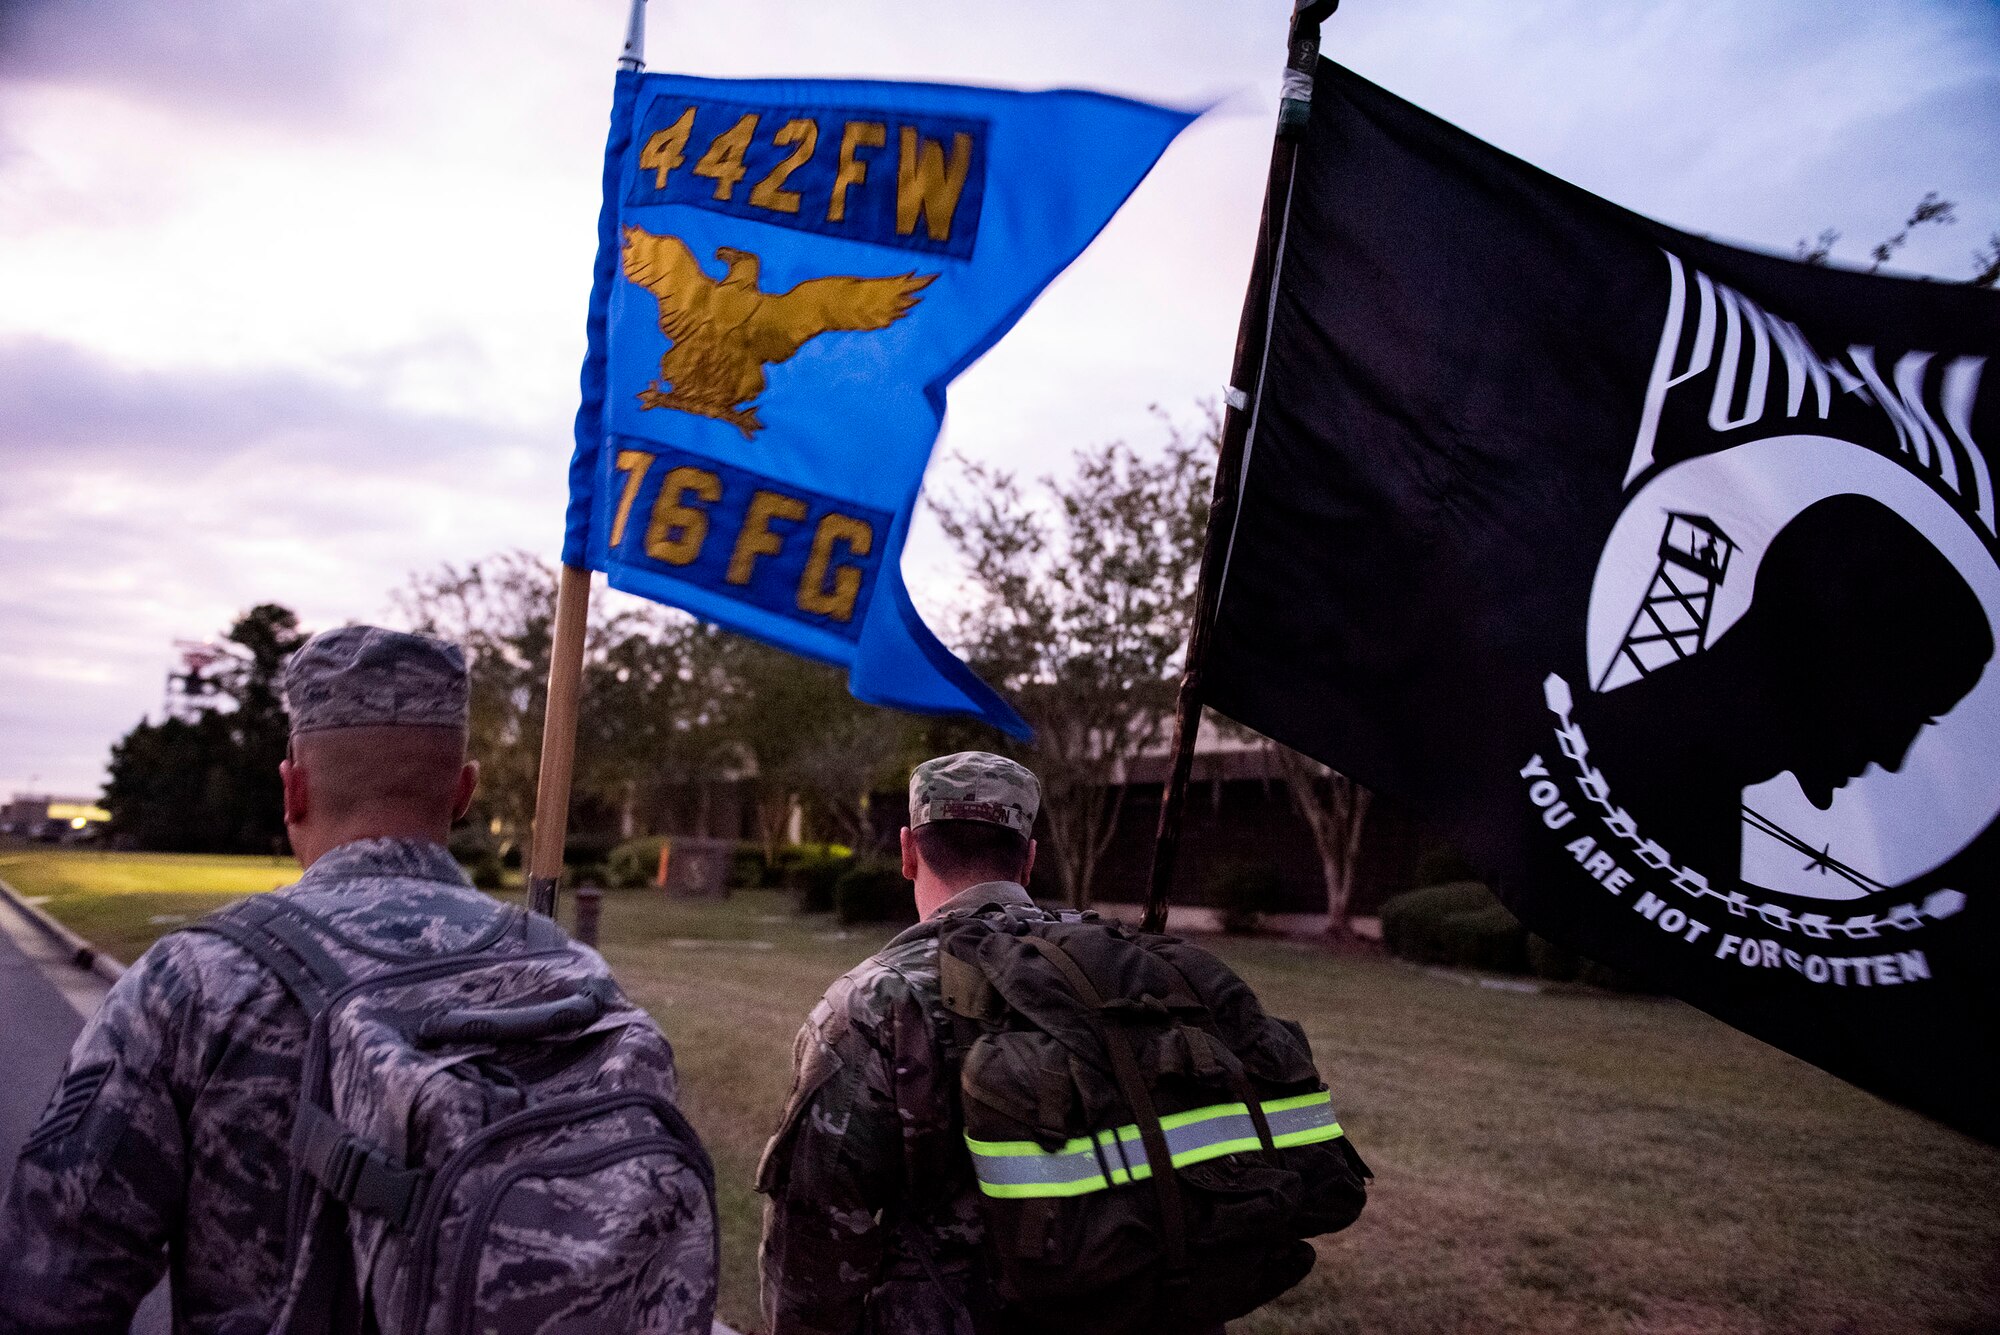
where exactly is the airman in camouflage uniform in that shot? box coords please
[758,751,1044,1335]
[0,626,710,1335]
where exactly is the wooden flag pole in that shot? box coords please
[526,0,646,920]
[1142,0,1334,934]
[527,563,594,920]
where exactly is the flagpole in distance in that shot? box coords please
[526,0,649,922]
[1141,0,1333,934]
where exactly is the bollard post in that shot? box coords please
[573,884,603,947]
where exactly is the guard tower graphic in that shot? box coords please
[1597,511,1738,692]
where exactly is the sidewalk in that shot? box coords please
[0,886,170,1334]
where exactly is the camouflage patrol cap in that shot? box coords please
[908,751,1040,837]
[282,625,470,735]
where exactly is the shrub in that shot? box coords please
[1525,934,1581,983]
[1526,933,1649,991]
[1209,862,1284,935]
[1575,957,1648,992]
[729,843,768,889]
[1414,843,1480,890]
[607,837,670,890]
[1380,880,1496,952]
[568,862,609,891]
[564,832,621,869]
[450,826,504,890]
[1380,880,1529,974]
[783,846,856,914]
[834,860,916,925]
[448,826,495,864]
[1384,886,1653,988]
[773,842,853,875]
[1444,902,1531,973]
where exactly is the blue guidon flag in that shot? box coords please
[563,71,1194,736]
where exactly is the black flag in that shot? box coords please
[1206,58,2000,1142]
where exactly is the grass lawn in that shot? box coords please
[10,847,2000,1333]
[0,848,298,964]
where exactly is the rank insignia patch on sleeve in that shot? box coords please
[22,1061,112,1155]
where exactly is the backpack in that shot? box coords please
[934,905,1369,1335]
[184,892,718,1335]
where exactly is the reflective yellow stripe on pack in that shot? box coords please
[965,1090,1343,1199]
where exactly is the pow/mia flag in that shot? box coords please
[1205,59,2000,1141]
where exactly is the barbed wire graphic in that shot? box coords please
[1544,673,1965,941]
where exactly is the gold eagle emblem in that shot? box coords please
[620,227,936,439]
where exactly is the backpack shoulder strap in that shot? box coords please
[520,907,568,953]
[1018,932,1190,1276]
[1143,948,1278,1154]
[182,896,352,1015]
[936,939,1002,1025]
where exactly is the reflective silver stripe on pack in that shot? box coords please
[965,1090,1343,1199]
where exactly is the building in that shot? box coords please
[1,794,111,842]
[624,722,1442,931]
[1022,730,1431,932]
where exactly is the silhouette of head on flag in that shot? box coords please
[1713,493,1991,809]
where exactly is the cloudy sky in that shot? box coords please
[2,0,1996,799]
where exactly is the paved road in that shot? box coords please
[0,891,171,1333]
[0,896,90,1172]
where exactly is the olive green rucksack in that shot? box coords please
[935,905,1370,1335]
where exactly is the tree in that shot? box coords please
[397,554,737,855]
[1868,192,1958,272]
[398,554,562,856]
[1799,191,1995,287]
[713,642,916,857]
[934,409,1215,907]
[1264,739,1373,940]
[783,708,920,852]
[399,551,924,860]
[1972,233,2000,290]
[103,604,306,853]
[203,603,305,849]
[574,609,739,839]
[103,712,234,852]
